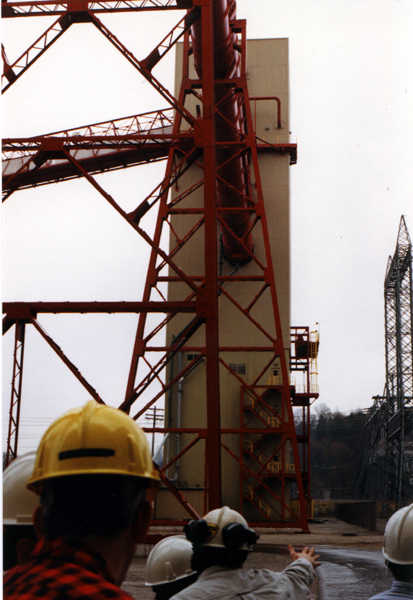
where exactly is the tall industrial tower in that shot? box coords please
[364,216,413,507]
[3,0,317,530]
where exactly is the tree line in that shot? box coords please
[295,404,369,499]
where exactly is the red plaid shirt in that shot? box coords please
[3,536,135,600]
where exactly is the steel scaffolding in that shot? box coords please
[2,1,311,529]
[364,216,413,507]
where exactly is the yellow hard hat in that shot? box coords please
[27,401,160,501]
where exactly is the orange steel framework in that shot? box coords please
[2,0,310,529]
[290,327,320,514]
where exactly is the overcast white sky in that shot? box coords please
[2,0,413,454]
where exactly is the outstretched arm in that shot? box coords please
[288,544,321,569]
[273,544,320,600]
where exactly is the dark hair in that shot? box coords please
[3,525,37,571]
[40,474,148,539]
[386,560,413,583]
[153,572,199,600]
[191,544,248,572]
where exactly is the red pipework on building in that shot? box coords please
[191,0,254,265]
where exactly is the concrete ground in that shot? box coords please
[122,518,390,599]
[317,547,392,600]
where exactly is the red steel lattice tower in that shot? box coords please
[2,0,309,529]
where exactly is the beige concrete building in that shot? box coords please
[154,38,294,522]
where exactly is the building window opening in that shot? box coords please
[229,363,246,375]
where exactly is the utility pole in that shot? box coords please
[145,407,164,457]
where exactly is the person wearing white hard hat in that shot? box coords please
[369,503,413,599]
[3,452,39,570]
[145,536,199,599]
[4,401,161,600]
[170,506,320,600]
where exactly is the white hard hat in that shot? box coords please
[3,452,39,525]
[383,503,413,565]
[203,507,249,548]
[145,535,196,586]
[184,506,258,550]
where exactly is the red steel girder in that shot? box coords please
[3,0,308,528]
[290,326,319,503]
[2,137,296,193]
[198,0,221,511]
[240,74,308,525]
[223,442,306,529]
[131,352,205,420]
[2,3,198,131]
[2,133,193,196]
[123,42,196,402]
[3,301,197,317]
[3,133,184,151]
[29,315,106,404]
[123,3,222,510]
[2,15,66,92]
[118,10,305,523]
[154,463,201,521]
[2,0,193,18]
[5,320,26,467]
[11,143,206,299]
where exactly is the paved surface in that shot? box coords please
[317,547,393,600]
[124,520,390,599]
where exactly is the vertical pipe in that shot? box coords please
[166,336,175,471]
[281,437,286,521]
[219,234,224,276]
[201,0,222,511]
[204,437,208,515]
[175,351,183,481]
[191,0,253,265]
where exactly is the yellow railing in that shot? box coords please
[259,410,280,428]
[243,396,280,427]
[243,440,253,452]
[243,393,254,408]
[243,443,279,472]
[290,499,314,519]
[267,461,281,473]
[243,485,271,517]
[241,447,292,476]
[310,330,319,393]
[266,374,295,387]
[290,500,300,516]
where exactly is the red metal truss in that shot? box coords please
[2,110,182,197]
[2,0,307,528]
[2,2,200,126]
[2,113,295,196]
[2,0,193,18]
[5,320,26,466]
[289,326,319,510]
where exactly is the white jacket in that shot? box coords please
[170,558,316,600]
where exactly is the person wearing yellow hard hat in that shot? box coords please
[4,401,160,600]
[172,506,320,600]
[369,503,413,599]
[3,452,39,570]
